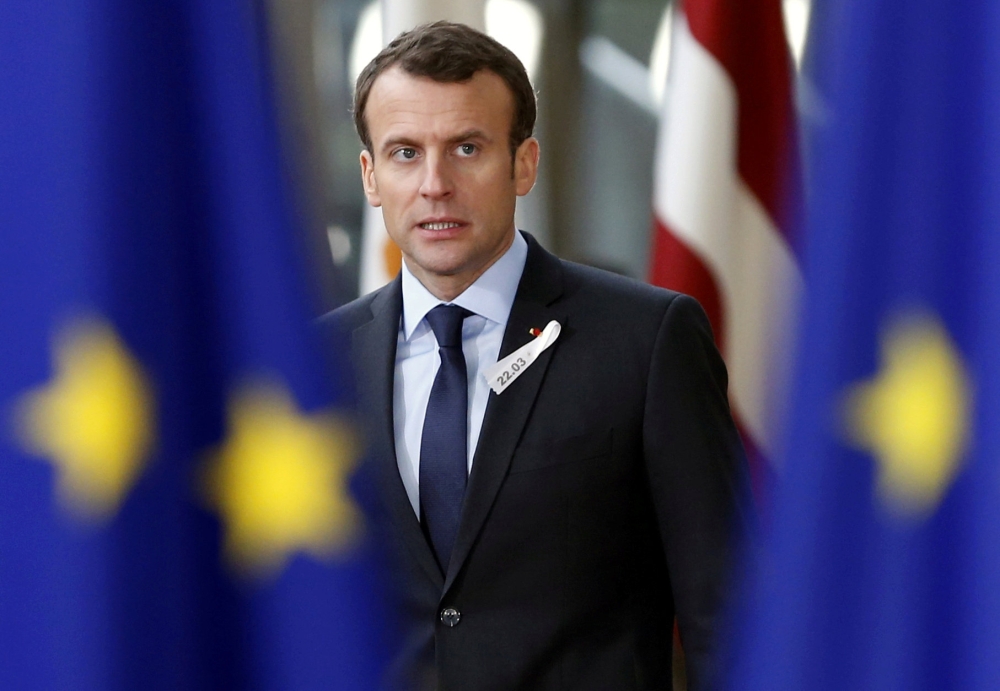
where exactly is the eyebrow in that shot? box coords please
[448,129,490,144]
[380,136,419,155]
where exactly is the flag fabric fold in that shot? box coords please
[0,1,388,689]
[726,0,1000,688]
[650,0,803,499]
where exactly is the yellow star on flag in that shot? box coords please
[202,381,361,577]
[843,312,972,518]
[16,318,155,520]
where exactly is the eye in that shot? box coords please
[391,147,417,161]
[456,143,477,157]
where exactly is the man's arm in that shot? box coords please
[642,293,756,691]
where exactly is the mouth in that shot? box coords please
[418,221,465,230]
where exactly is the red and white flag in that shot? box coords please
[650,0,802,498]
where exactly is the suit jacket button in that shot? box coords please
[440,607,461,627]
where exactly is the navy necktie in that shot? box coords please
[420,304,473,571]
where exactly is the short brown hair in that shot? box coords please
[353,21,536,157]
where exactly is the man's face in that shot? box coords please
[360,66,539,299]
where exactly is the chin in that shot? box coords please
[412,248,471,275]
[419,260,469,278]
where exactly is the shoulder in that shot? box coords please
[561,259,680,305]
[316,281,396,334]
[520,232,713,344]
[522,231,684,310]
[557,256,708,330]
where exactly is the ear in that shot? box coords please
[360,149,382,207]
[513,137,540,197]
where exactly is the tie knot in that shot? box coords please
[425,304,472,348]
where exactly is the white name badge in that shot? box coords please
[484,320,561,395]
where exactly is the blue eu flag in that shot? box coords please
[0,1,389,689]
[726,0,1000,689]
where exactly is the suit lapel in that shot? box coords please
[444,236,566,593]
[352,278,443,587]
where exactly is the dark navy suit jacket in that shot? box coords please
[322,233,754,691]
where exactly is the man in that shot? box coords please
[324,21,754,691]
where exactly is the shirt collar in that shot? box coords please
[400,229,528,341]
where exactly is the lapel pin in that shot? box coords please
[485,320,562,395]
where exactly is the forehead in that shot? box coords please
[365,67,514,147]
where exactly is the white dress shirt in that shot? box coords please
[393,230,528,517]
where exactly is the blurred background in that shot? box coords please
[266,0,811,311]
[7,0,1000,688]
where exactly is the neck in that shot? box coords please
[408,229,516,302]
[422,277,477,303]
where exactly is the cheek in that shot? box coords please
[369,180,400,213]
[478,174,517,213]
[468,164,512,195]
[378,169,421,203]
[376,181,417,235]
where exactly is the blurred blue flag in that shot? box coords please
[0,1,389,689]
[726,1,1000,689]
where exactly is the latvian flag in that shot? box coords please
[650,0,802,499]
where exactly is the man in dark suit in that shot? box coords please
[324,21,754,691]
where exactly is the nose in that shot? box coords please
[419,153,453,200]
